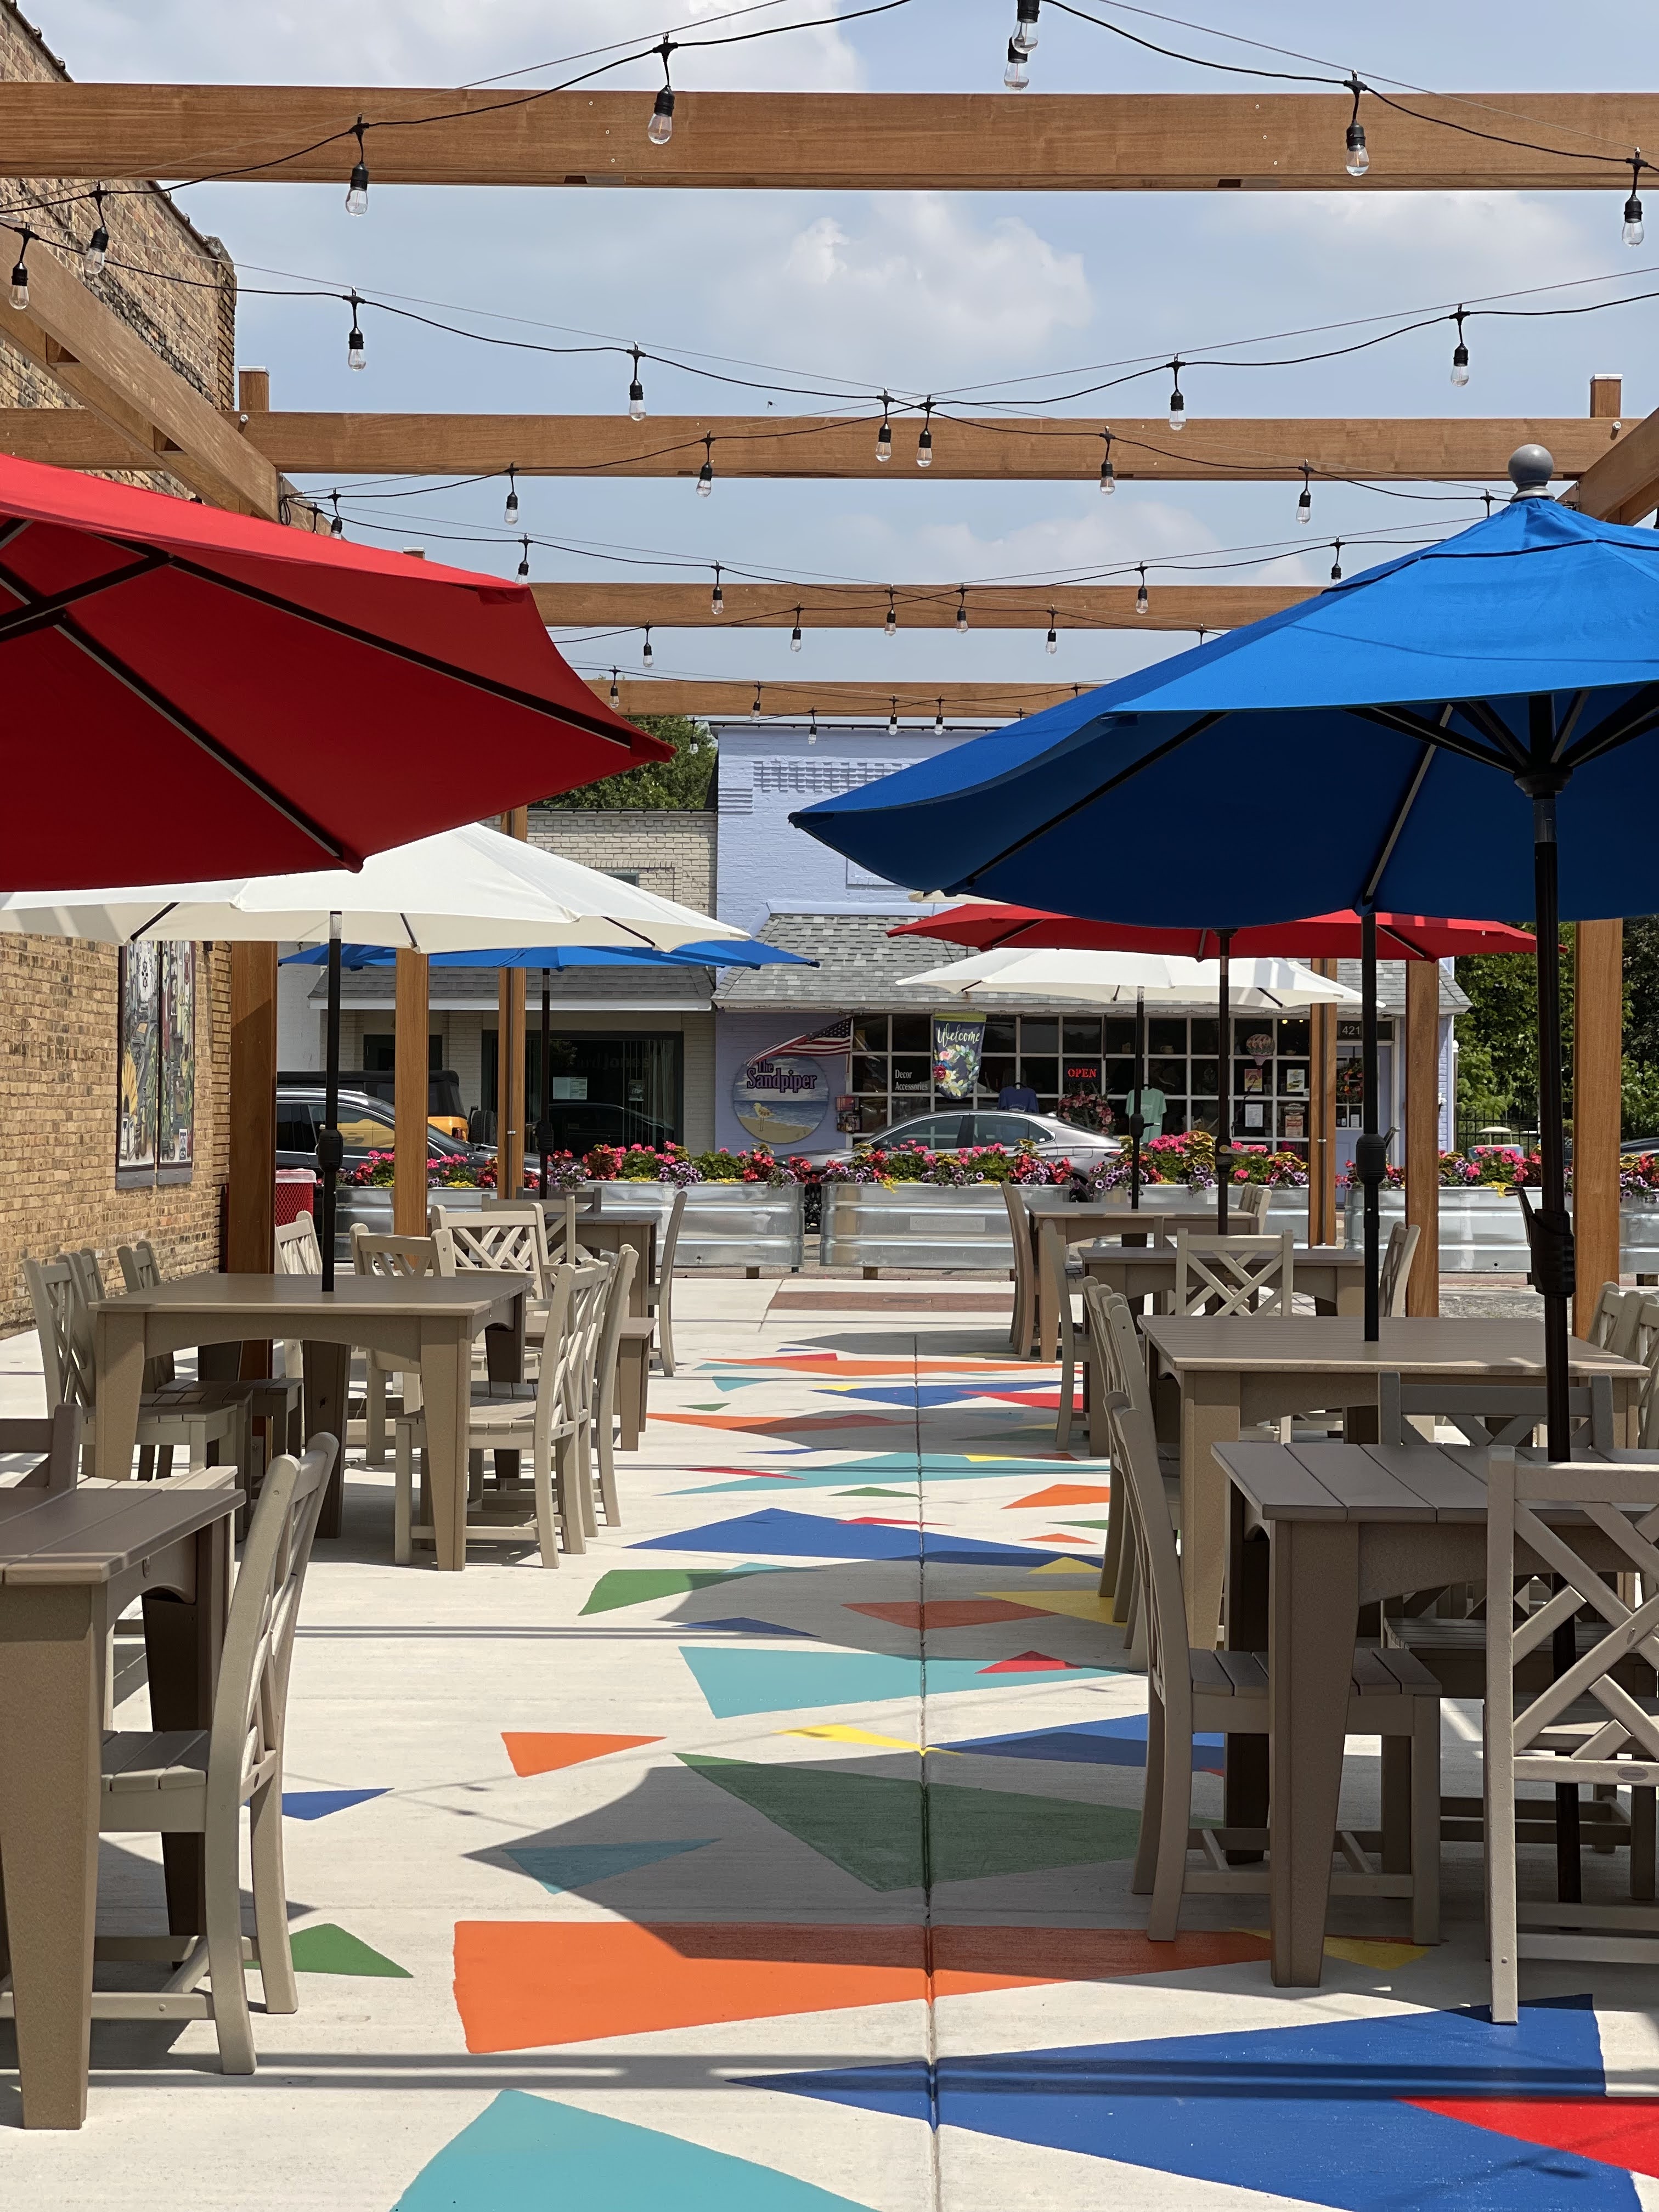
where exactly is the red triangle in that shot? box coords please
[501,1732,661,1778]
[977,1651,1085,1674]
[846,1515,920,1527]
[1406,2096,1659,2179]
[1033,1532,1091,1543]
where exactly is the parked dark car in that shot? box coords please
[278,1066,469,1141]
[275,1084,486,1173]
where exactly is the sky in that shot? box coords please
[30,0,1659,707]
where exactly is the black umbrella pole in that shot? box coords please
[537,968,552,1202]
[1216,935,1232,1234]
[1130,988,1144,1210]
[1531,794,1575,1460]
[318,914,343,1293]
[1359,909,1383,1341]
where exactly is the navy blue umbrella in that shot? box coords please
[793,450,1658,1466]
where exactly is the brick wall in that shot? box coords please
[527,809,717,918]
[0,4,238,1331]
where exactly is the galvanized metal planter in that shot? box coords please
[582,1179,805,1271]
[820,1181,1018,1271]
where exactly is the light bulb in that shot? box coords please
[696,438,713,496]
[1099,455,1115,494]
[642,629,653,665]
[884,592,897,637]
[934,703,946,733]
[955,596,968,634]
[1345,122,1369,177]
[1626,191,1646,246]
[1330,548,1344,582]
[789,613,803,652]
[1135,569,1149,616]
[346,163,369,216]
[8,258,26,312]
[504,477,520,526]
[517,539,531,579]
[1167,386,1186,432]
[1296,478,1312,525]
[751,689,761,723]
[888,701,900,736]
[609,672,620,707]
[329,507,343,539]
[1003,40,1029,89]
[1013,0,1040,51]
[1045,622,1058,655]
[1451,342,1469,388]
[808,712,818,743]
[347,325,365,371]
[628,378,646,420]
[83,224,108,276]
[648,88,675,145]
[876,417,891,463]
[916,424,933,469]
[710,571,724,614]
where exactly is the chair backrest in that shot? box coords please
[350,1225,455,1279]
[592,1243,639,1417]
[561,1256,614,1421]
[1101,1380,1189,1728]
[430,1204,549,1296]
[24,1254,93,1415]
[1233,1184,1271,1229]
[0,1407,80,1492]
[116,1238,164,1294]
[1082,1279,1156,1421]
[1038,1222,1077,1364]
[1378,1220,1422,1317]
[1630,1293,1659,1449]
[206,1436,336,1810]
[275,1216,323,1276]
[657,1187,689,1280]
[1172,1230,1294,1318]
[1376,1369,1614,1452]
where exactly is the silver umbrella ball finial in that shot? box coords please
[1508,443,1555,499]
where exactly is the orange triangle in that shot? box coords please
[1007,1483,1113,1509]
[452,1921,1274,2052]
[1407,2097,1659,2179]
[501,1732,661,1778]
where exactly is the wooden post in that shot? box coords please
[1589,373,1623,420]
[227,942,276,1276]
[394,949,430,1237]
[1574,919,1624,1333]
[498,805,528,1200]
[236,365,269,416]
[1404,959,1441,1316]
[1308,957,1338,1246]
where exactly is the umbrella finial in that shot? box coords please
[1508,443,1555,499]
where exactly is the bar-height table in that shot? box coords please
[0,1472,238,2128]
[1083,1242,1366,1317]
[1030,1201,1222,1358]
[1142,1316,1646,1652]
[92,1275,525,1570]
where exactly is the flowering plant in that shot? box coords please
[1623,1153,1659,1195]
[817,1141,1068,1187]
[1339,1160,1405,1189]
[1058,1092,1115,1133]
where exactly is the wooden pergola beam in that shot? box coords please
[540,581,1310,631]
[0,87,1653,191]
[592,679,1092,721]
[1567,405,1659,523]
[0,225,280,518]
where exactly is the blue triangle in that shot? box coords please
[694,1617,817,1638]
[501,1840,716,1895]
[946,1714,1223,1771]
[394,2090,879,2209]
[283,1787,389,1821]
[740,1997,1628,2210]
[633,1509,1073,1567]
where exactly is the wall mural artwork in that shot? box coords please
[117,941,195,1187]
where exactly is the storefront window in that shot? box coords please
[484,1029,684,1152]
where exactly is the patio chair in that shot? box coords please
[1582,1280,1638,1357]
[391,1263,582,1567]
[1376,1220,1422,1317]
[1086,1282,1182,1649]
[275,1216,323,1275]
[1233,1184,1271,1230]
[1483,1446,1659,2022]
[351,1226,452,1462]
[643,1188,686,1378]
[0,1407,80,1492]
[26,1254,241,1481]
[1105,1378,1441,1944]
[590,1244,639,1530]
[1172,1230,1295,1318]
[431,1202,555,1381]
[1041,1223,1095,1452]
[82,1435,336,2074]
[1001,1184,1038,1356]
[1032,1213,1102,1361]
[1376,1368,1616,1455]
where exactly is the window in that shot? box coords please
[276,1104,317,1155]
[974,1112,1044,1145]
[336,1101,396,1152]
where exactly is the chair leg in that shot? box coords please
[137,1444,156,1481]
[1148,1711,1195,1941]
[204,1817,256,2074]
[1132,1688,1166,1895]
[1054,1324,1075,1450]
[365,1364,387,1467]
[595,1398,622,1527]
[249,1778,297,2014]
[657,1283,675,1378]
[188,1419,208,1474]
[1633,1786,1657,1902]
[532,1437,562,1568]
[1409,1701,1441,1945]
[555,1432,586,1555]
[575,1419,599,1538]
[393,1422,414,1566]
[1380,1736,1412,1876]
[1485,1713,1519,2022]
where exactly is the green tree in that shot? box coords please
[541,715,715,810]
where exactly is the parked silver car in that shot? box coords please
[859,1107,1120,1172]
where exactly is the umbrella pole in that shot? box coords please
[1216,932,1233,1233]
[1360,909,1383,1341]
[537,967,552,1201]
[318,911,343,1293]
[1529,790,1575,1459]
[1130,987,1144,1209]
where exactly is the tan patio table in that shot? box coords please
[1082,1241,1365,1317]
[92,1274,524,1569]
[1141,1314,1645,1652]
[0,1471,237,2128]
[1030,1200,1222,1357]
[1214,1435,1659,1989]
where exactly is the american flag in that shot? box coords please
[760,1017,854,1058]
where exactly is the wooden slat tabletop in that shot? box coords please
[0,1476,240,1583]
[89,1272,522,1320]
[1144,1314,1644,1378]
[1081,1243,1362,1267]
[1216,1438,1659,1526]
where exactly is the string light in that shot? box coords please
[1045,609,1059,655]
[1626,156,1646,247]
[1344,74,1369,177]
[955,587,968,634]
[1098,426,1116,495]
[1450,306,1469,387]
[346,290,366,371]
[517,535,531,578]
[329,491,344,539]
[628,345,646,421]
[808,708,819,743]
[503,465,520,527]
[710,562,725,615]
[916,398,934,469]
[346,118,370,216]
[935,697,946,733]
[1329,538,1344,582]
[649,40,677,145]
[884,588,898,637]
[1167,358,1186,432]
[1003,37,1029,89]
[82,185,108,276]
[876,394,892,463]
[1012,0,1040,51]
[608,668,620,708]
[751,683,762,722]
[642,625,654,665]
[1297,463,1312,524]
[888,697,901,736]
[8,228,29,311]
[1482,489,1495,517]
[789,605,803,653]
[1135,565,1149,616]
[696,433,714,495]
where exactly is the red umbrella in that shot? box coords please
[0,454,667,887]
[889,905,1538,959]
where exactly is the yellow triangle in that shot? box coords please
[1031,1558,1098,1576]
[780,1724,961,1756]
[1232,1927,1428,1970]
[981,1588,1118,1624]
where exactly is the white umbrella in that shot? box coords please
[898,947,1359,1007]
[900,946,1359,1220]
[0,823,745,1282]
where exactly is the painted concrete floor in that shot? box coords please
[4,1284,1659,2208]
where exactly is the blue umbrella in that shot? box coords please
[793,448,1652,1464]
[283,938,811,970]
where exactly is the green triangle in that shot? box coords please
[678,1754,1141,1891]
[833,1487,915,1498]
[580,1566,786,1618]
[279,1922,411,1978]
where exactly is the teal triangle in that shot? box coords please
[394,2090,878,2210]
[501,1839,716,1895]
[679,1646,1120,1719]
